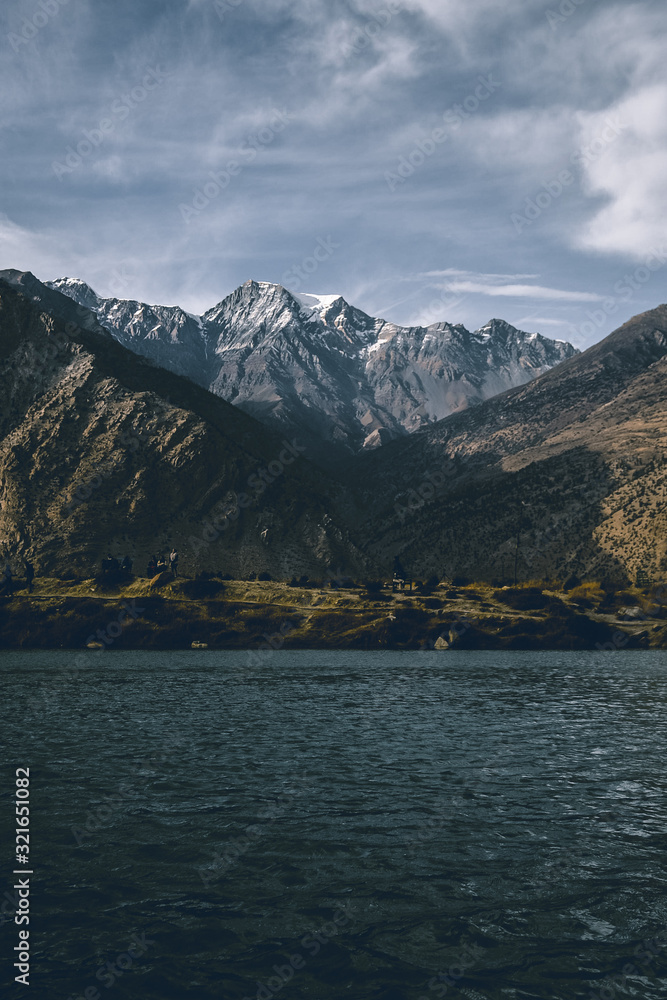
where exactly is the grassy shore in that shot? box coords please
[1,576,665,651]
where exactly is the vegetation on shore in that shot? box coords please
[1,575,665,651]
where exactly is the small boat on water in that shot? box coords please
[191,641,209,650]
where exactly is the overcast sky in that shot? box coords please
[1,0,666,347]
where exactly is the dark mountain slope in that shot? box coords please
[0,278,364,579]
[350,306,667,585]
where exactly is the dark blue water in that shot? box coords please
[2,650,667,1000]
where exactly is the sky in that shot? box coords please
[1,0,667,349]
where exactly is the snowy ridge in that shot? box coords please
[47,277,579,458]
[295,292,343,314]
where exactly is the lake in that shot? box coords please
[1,650,667,999]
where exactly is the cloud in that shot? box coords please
[441,280,605,303]
[0,215,65,276]
[407,0,528,41]
[515,315,572,328]
[421,270,540,281]
[0,0,665,347]
[575,84,667,260]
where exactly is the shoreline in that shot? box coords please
[1,578,665,652]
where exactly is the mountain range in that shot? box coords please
[0,268,665,587]
[45,276,577,460]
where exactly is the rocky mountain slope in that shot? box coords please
[46,276,577,460]
[3,269,664,589]
[0,274,363,579]
[352,305,667,586]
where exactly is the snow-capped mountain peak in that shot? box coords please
[47,276,101,311]
[48,276,579,459]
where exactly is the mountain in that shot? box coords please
[0,273,363,578]
[44,275,211,383]
[351,305,667,586]
[46,277,577,460]
[1,269,117,341]
[2,268,665,588]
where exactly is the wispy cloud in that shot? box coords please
[442,281,604,303]
[421,270,541,281]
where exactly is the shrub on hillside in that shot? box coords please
[179,577,226,600]
[493,587,549,611]
[568,582,605,609]
[422,598,442,610]
[93,568,132,591]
